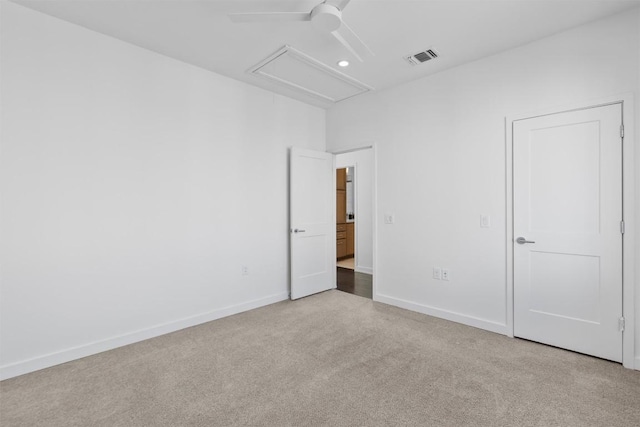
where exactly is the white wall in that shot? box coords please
[336,149,373,274]
[0,2,325,379]
[327,9,640,366]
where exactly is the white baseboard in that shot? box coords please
[374,293,508,335]
[355,265,373,274]
[635,356,640,371]
[0,292,288,381]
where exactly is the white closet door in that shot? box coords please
[513,104,623,362]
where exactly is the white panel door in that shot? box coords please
[513,104,623,362]
[290,147,336,300]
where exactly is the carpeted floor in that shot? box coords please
[1,290,639,426]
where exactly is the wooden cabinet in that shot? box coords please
[336,191,346,224]
[336,223,347,258]
[336,168,346,191]
[336,168,347,223]
[337,222,355,259]
[336,237,347,258]
[346,222,354,256]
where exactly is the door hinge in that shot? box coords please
[620,220,625,234]
[619,317,625,332]
[620,124,624,139]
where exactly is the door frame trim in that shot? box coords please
[505,94,636,369]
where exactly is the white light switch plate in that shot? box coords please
[480,214,491,228]
[384,213,395,224]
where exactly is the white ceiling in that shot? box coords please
[12,0,640,108]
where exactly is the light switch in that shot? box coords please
[480,214,491,228]
[384,213,395,224]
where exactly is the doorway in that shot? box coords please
[336,166,355,269]
[511,103,624,362]
[335,149,374,299]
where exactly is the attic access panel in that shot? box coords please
[249,46,373,104]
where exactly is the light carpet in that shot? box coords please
[1,290,639,426]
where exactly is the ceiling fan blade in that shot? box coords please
[324,0,352,11]
[331,21,374,62]
[228,12,311,24]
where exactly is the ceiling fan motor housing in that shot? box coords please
[311,4,342,32]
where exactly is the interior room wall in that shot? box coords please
[336,149,373,274]
[0,2,326,379]
[326,9,640,367]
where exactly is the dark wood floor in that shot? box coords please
[336,267,372,299]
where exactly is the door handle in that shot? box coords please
[292,228,306,233]
[516,237,535,244]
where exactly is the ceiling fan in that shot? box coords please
[228,0,373,62]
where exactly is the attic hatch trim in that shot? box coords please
[248,45,374,104]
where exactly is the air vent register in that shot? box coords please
[406,48,440,65]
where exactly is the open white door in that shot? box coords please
[513,103,623,362]
[290,147,336,300]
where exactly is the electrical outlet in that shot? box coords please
[442,269,450,281]
[433,267,441,280]
[241,265,249,276]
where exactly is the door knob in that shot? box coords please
[516,237,535,244]
[293,228,306,233]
